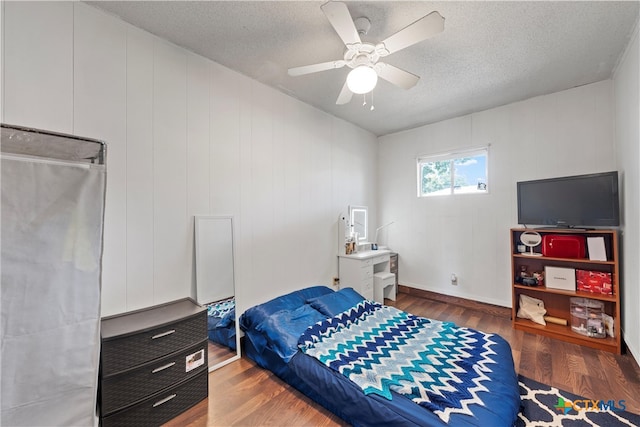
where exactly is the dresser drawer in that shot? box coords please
[101,311,207,376]
[101,370,208,427]
[101,340,208,416]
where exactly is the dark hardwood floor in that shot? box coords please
[166,290,640,426]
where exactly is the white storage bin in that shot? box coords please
[545,266,576,290]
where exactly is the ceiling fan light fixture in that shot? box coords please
[347,65,378,94]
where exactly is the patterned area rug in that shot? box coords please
[518,375,640,426]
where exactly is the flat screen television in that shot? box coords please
[517,171,620,227]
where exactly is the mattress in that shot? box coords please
[239,286,520,427]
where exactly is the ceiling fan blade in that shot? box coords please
[336,80,353,105]
[379,11,444,56]
[288,60,345,77]
[321,1,361,47]
[376,63,420,90]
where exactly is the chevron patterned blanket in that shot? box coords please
[298,300,499,423]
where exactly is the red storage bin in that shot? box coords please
[576,269,613,295]
[542,234,586,258]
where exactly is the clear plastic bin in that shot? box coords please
[570,297,605,338]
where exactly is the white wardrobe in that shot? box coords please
[1,124,106,426]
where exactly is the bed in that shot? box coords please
[206,297,236,350]
[239,286,521,427]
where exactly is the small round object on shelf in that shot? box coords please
[520,231,543,256]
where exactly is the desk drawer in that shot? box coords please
[101,370,208,427]
[360,278,374,300]
[101,340,208,416]
[372,254,389,265]
[358,267,373,281]
[101,312,207,376]
[362,255,389,267]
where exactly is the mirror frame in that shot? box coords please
[194,215,241,371]
[349,205,368,243]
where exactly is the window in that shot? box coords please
[417,147,488,197]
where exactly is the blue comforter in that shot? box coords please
[240,287,520,426]
[299,300,506,424]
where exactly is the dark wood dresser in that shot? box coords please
[99,298,208,426]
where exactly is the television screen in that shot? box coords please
[517,171,619,227]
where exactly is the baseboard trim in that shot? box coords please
[398,284,511,319]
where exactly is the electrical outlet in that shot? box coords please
[333,277,340,287]
[451,273,458,285]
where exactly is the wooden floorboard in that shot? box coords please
[165,290,640,426]
[208,340,236,367]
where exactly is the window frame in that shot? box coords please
[416,146,489,197]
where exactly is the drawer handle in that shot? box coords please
[151,329,175,339]
[153,394,177,408]
[151,362,176,374]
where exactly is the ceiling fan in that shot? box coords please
[288,1,445,105]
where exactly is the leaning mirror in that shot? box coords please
[195,215,240,371]
[349,205,368,243]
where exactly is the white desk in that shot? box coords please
[338,250,392,301]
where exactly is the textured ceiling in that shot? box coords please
[88,1,639,136]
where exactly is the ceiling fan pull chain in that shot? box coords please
[370,90,375,111]
[362,94,367,106]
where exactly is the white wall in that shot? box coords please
[1,1,378,316]
[614,22,640,361]
[378,80,616,307]
[3,1,635,354]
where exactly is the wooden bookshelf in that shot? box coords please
[510,228,622,354]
